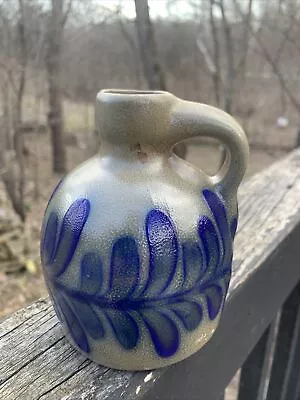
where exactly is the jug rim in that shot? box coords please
[100,89,168,95]
[97,89,175,105]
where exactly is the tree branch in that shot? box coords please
[0,61,18,94]
[235,0,253,79]
[118,14,141,88]
[196,35,216,74]
[209,0,222,105]
[62,0,73,26]
[273,15,296,64]
[232,0,300,115]
[218,0,235,113]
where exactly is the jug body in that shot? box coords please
[41,90,248,370]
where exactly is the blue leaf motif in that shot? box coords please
[109,237,140,300]
[48,285,64,323]
[67,297,105,340]
[53,198,90,277]
[171,300,203,331]
[143,209,178,296]
[80,252,103,295]
[230,217,238,239]
[45,178,63,211]
[41,198,90,278]
[105,309,139,350]
[57,293,90,353]
[41,211,58,266]
[141,309,179,357]
[182,242,205,290]
[203,189,232,270]
[43,189,236,358]
[198,216,220,275]
[203,284,224,320]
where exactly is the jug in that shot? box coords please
[41,90,249,370]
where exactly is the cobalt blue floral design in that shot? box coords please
[41,189,237,358]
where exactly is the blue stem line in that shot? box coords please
[54,268,230,311]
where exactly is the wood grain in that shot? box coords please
[1,149,300,400]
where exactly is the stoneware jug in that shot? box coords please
[41,89,249,370]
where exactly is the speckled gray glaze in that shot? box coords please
[41,90,249,370]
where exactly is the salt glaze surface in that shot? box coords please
[41,90,249,370]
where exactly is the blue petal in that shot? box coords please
[203,284,224,320]
[203,189,232,268]
[68,297,105,339]
[198,216,220,274]
[144,209,178,296]
[230,217,238,239]
[80,252,103,295]
[223,268,231,292]
[41,211,58,266]
[105,309,139,350]
[57,294,90,353]
[141,309,179,357]
[45,178,63,211]
[48,285,63,322]
[171,300,202,331]
[220,268,231,302]
[109,237,140,300]
[182,242,205,289]
[52,198,90,277]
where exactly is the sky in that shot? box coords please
[99,0,195,19]
[98,0,262,21]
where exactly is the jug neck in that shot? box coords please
[96,89,177,155]
[99,142,169,165]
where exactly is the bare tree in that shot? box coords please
[118,12,142,89]
[134,0,167,90]
[218,0,235,114]
[193,0,223,105]
[236,0,253,86]
[0,76,12,159]
[233,0,300,115]
[0,0,27,221]
[209,0,221,106]
[46,0,71,173]
[12,0,26,220]
[134,0,185,157]
[0,8,13,160]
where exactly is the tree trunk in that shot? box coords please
[134,0,186,158]
[209,0,221,106]
[46,0,67,173]
[0,79,12,167]
[237,0,253,86]
[134,0,166,90]
[10,0,27,222]
[2,80,12,150]
[220,0,235,115]
[118,17,142,89]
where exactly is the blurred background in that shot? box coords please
[0,0,299,358]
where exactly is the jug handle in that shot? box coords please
[169,99,249,195]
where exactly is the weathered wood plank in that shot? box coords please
[1,149,300,400]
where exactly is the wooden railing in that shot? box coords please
[1,149,300,400]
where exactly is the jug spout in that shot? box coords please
[96,89,176,152]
